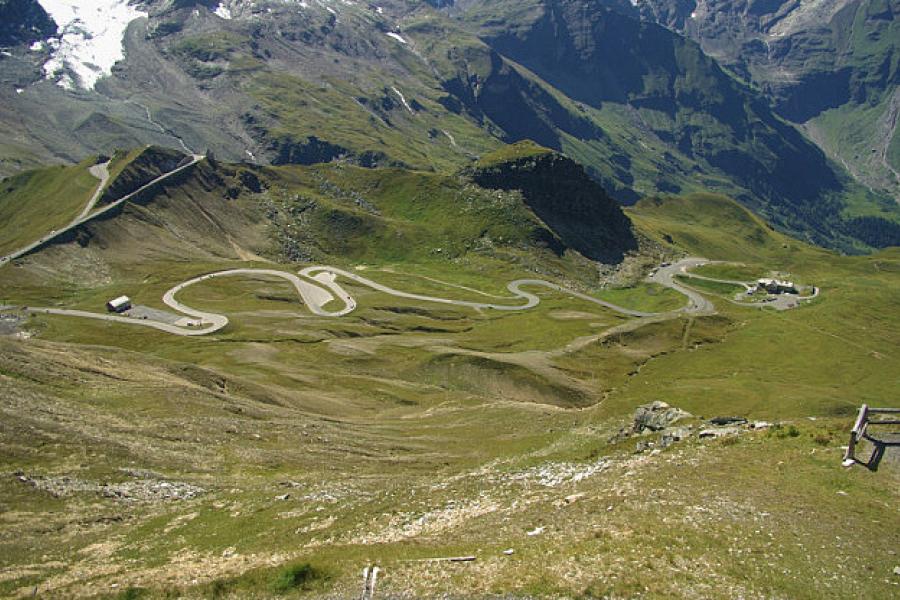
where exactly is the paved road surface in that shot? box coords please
[658,259,819,311]
[0,160,110,266]
[301,266,676,316]
[1,155,752,338]
[0,154,204,267]
[21,258,712,336]
[647,258,716,315]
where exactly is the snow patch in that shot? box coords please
[391,86,414,114]
[30,41,44,51]
[37,0,148,90]
[386,32,407,44]
[690,11,697,18]
[16,88,25,94]
[375,5,383,14]
[442,129,458,148]
[214,3,233,19]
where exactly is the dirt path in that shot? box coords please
[80,162,110,220]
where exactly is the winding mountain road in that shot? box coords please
[0,154,204,267]
[302,266,662,317]
[665,259,820,311]
[2,152,814,341]
[0,161,110,267]
[20,258,713,337]
[647,258,716,315]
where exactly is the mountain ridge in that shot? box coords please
[0,0,896,253]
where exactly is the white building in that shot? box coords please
[756,278,797,294]
[106,296,132,313]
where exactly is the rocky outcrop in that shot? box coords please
[632,401,692,433]
[472,146,638,263]
[268,135,399,169]
[610,400,693,451]
[99,147,190,206]
[0,0,56,47]
[614,402,778,453]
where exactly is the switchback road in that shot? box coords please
[22,258,711,336]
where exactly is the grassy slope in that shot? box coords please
[808,97,900,214]
[474,139,553,168]
[625,193,899,418]
[0,158,100,256]
[0,169,897,598]
[690,262,765,281]
[674,274,745,296]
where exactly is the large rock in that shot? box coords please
[699,426,743,439]
[632,401,691,433]
[0,0,56,47]
[660,426,692,449]
[710,416,748,426]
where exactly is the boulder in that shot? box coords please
[660,426,692,448]
[633,401,691,433]
[699,426,743,438]
[634,440,653,454]
[709,416,748,426]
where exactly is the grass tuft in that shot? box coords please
[268,562,328,595]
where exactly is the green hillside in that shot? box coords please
[0,152,897,597]
[0,0,897,594]
[0,0,894,251]
[0,158,100,256]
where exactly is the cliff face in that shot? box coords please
[99,147,189,206]
[635,0,900,198]
[637,0,899,119]
[473,144,638,263]
[0,0,56,47]
[466,1,845,219]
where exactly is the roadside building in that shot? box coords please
[106,296,132,313]
[756,278,797,294]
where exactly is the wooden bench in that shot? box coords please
[842,404,900,471]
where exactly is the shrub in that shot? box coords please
[813,432,831,446]
[269,562,326,594]
[719,435,740,446]
[771,424,801,439]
